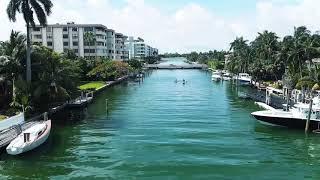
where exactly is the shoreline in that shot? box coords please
[26,74,134,122]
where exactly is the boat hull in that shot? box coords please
[6,120,51,155]
[252,114,320,130]
[239,80,251,85]
[212,77,221,82]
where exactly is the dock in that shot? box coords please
[67,92,94,108]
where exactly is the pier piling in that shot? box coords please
[305,99,313,133]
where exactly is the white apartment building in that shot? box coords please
[115,33,128,61]
[30,22,128,61]
[125,36,158,60]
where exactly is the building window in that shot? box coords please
[84,42,93,46]
[72,27,78,32]
[84,49,96,53]
[74,49,78,53]
[63,27,68,32]
[72,34,78,39]
[47,34,52,39]
[84,27,93,32]
[33,27,41,31]
[73,42,78,46]
[47,41,53,46]
[63,42,69,46]
[46,27,52,32]
[97,42,104,46]
[63,34,69,39]
[34,35,42,39]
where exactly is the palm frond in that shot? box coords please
[30,0,47,25]
[37,0,53,15]
[6,0,21,22]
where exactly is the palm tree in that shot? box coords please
[84,32,96,59]
[6,0,53,82]
[229,37,251,73]
[0,31,26,105]
[250,30,282,80]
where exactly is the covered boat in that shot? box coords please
[6,120,51,155]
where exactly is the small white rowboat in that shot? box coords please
[6,120,51,155]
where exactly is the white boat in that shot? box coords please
[6,120,51,155]
[222,73,232,81]
[212,71,222,82]
[251,97,320,130]
[0,113,25,132]
[237,73,252,85]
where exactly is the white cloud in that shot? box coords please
[1,0,320,53]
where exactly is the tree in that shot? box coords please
[229,37,251,73]
[84,31,96,59]
[128,59,143,70]
[250,30,282,81]
[0,31,26,104]
[31,45,80,110]
[6,0,53,82]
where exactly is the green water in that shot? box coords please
[1,59,320,179]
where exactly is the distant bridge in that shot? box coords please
[145,64,208,70]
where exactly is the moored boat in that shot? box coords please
[6,120,51,155]
[251,97,320,130]
[222,72,232,81]
[212,71,222,82]
[237,73,252,85]
[0,113,25,132]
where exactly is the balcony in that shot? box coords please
[96,30,106,35]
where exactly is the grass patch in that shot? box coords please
[0,115,7,121]
[78,81,106,91]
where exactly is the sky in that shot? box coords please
[0,0,319,53]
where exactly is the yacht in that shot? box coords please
[212,71,222,82]
[251,97,320,130]
[237,73,252,85]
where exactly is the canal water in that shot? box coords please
[1,58,320,179]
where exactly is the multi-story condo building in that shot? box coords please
[125,37,158,60]
[29,22,128,61]
[115,33,128,61]
[106,29,116,59]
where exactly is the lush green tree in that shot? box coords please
[128,59,143,70]
[249,30,283,81]
[84,31,96,59]
[144,56,160,64]
[6,0,53,82]
[0,31,26,107]
[31,46,80,110]
[87,61,131,81]
[229,37,251,73]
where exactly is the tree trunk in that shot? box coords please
[299,60,303,78]
[26,24,32,82]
